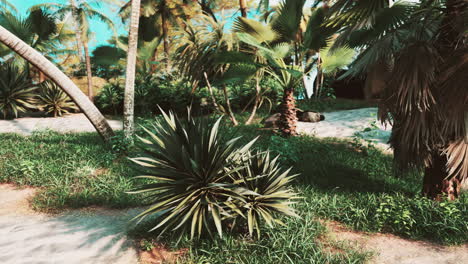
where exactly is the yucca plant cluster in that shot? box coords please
[0,62,78,119]
[129,109,298,240]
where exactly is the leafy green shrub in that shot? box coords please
[94,79,124,115]
[37,80,78,117]
[0,62,37,119]
[129,110,297,240]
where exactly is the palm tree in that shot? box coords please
[120,0,197,72]
[0,8,76,81]
[330,0,467,200]
[32,1,116,100]
[221,0,343,136]
[0,24,114,141]
[123,0,141,140]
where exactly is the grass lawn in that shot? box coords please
[1,122,466,263]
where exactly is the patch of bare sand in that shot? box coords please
[323,221,468,264]
[0,184,38,216]
[0,184,139,264]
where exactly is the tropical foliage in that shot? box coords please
[129,109,297,239]
[0,62,37,119]
[37,80,78,117]
[329,0,468,199]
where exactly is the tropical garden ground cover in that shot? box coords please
[1,116,466,263]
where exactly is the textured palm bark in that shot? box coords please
[423,153,461,200]
[70,0,85,63]
[279,87,297,136]
[239,0,247,17]
[422,0,467,199]
[161,12,170,72]
[83,41,94,100]
[123,0,141,140]
[0,25,114,141]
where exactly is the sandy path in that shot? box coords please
[0,184,139,264]
[297,108,392,151]
[324,221,468,264]
[0,114,122,135]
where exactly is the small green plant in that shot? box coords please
[139,239,156,251]
[110,133,133,154]
[37,80,78,117]
[129,109,298,240]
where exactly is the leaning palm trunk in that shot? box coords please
[123,0,141,140]
[280,86,297,136]
[0,25,114,141]
[222,84,239,126]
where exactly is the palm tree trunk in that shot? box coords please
[0,25,114,141]
[83,41,94,100]
[161,12,170,72]
[199,0,218,22]
[279,86,297,136]
[239,0,248,17]
[123,0,141,140]
[422,0,467,200]
[422,152,461,200]
[70,0,85,63]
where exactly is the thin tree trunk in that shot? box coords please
[123,0,141,140]
[204,72,223,113]
[0,25,114,141]
[279,86,297,136]
[70,0,85,63]
[245,75,261,125]
[222,84,239,126]
[314,53,322,98]
[83,41,94,100]
[239,0,247,17]
[423,152,461,200]
[161,12,170,72]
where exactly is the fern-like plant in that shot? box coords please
[129,109,298,240]
[37,80,78,117]
[0,63,37,119]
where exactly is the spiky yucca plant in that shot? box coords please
[129,109,298,240]
[38,80,78,117]
[232,151,299,238]
[0,63,37,119]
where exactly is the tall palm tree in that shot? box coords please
[330,0,467,200]
[32,1,116,100]
[120,0,197,72]
[123,0,141,140]
[0,25,114,141]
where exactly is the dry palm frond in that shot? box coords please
[444,139,468,180]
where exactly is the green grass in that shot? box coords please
[0,131,141,211]
[0,123,466,263]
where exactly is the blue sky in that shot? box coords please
[15,0,125,51]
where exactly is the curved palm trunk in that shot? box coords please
[245,75,261,125]
[0,25,114,141]
[279,87,297,137]
[123,0,141,140]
